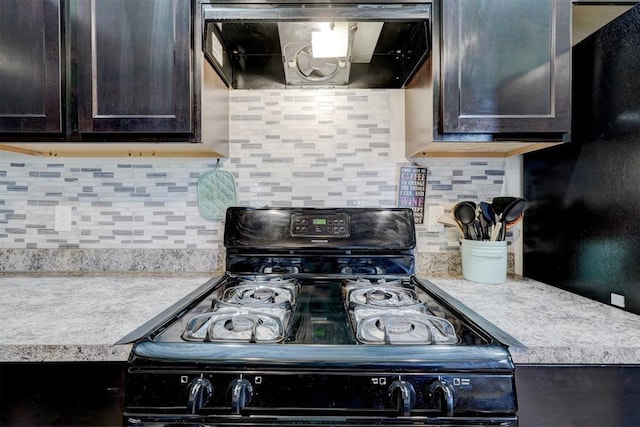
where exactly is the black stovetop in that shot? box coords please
[123,208,518,425]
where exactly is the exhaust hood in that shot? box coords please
[201,2,431,89]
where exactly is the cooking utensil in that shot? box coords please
[506,211,524,230]
[480,201,495,240]
[500,211,525,241]
[491,197,516,218]
[489,197,513,241]
[438,213,466,238]
[468,201,485,240]
[454,202,478,240]
[497,198,526,241]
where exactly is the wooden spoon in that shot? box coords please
[437,213,465,238]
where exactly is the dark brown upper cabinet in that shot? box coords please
[0,0,193,140]
[0,0,62,133]
[440,0,571,136]
[75,0,192,135]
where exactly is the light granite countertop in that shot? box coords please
[0,272,214,362]
[1,273,639,365]
[425,275,640,365]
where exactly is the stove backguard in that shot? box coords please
[224,207,417,278]
[224,207,416,253]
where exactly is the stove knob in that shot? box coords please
[187,377,213,414]
[389,380,416,417]
[428,379,455,417]
[229,378,253,414]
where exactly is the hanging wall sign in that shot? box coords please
[398,165,427,224]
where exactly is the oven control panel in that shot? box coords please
[290,212,350,238]
[125,369,517,423]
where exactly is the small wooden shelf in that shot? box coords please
[408,142,562,158]
[0,142,224,158]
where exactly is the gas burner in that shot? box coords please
[342,278,404,302]
[343,279,424,319]
[226,277,300,306]
[182,310,286,343]
[346,286,428,326]
[224,284,296,306]
[347,286,419,308]
[356,312,459,345]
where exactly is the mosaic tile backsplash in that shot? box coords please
[0,89,512,272]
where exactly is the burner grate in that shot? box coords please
[357,312,459,345]
[180,277,300,343]
[182,310,287,343]
[343,278,459,345]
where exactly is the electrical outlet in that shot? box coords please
[426,206,445,232]
[54,205,72,232]
[611,293,625,308]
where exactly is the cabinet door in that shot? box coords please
[441,0,571,134]
[0,0,62,133]
[76,0,192,134]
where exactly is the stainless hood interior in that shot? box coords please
[201,2,431,89]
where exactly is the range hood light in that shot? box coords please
[311,22,350,58]
[351,22,384,63]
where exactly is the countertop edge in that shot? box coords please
[509,346,640,365]
[0,344,132,363]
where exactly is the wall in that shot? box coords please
[0,89,516,272]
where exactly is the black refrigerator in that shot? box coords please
[524,5,640,315]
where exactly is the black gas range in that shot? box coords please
[119,207,519,426]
